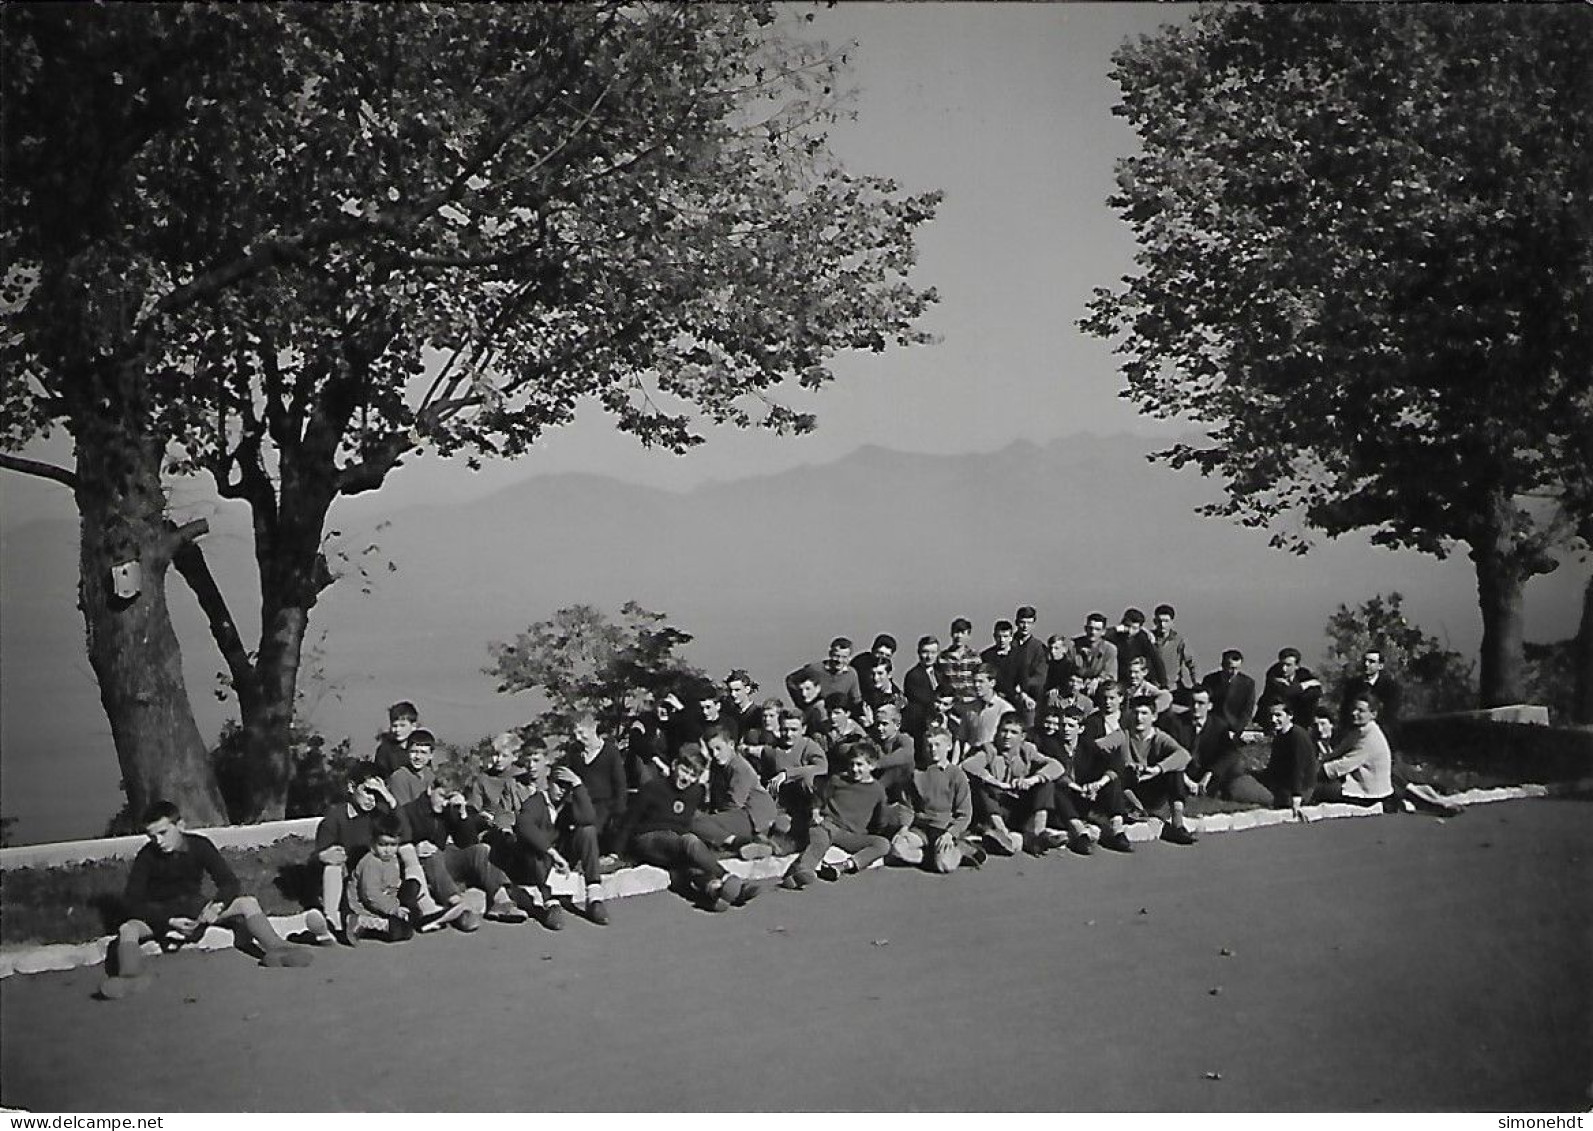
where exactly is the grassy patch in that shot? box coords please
[1,837,315,949]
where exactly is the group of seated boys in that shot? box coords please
[98,603,1453,998]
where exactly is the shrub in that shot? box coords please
[1320,592,1476,717]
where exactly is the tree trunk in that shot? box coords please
[232,603,310,822]
[1471,519,1529,709]
[230,495,335,821]
[1573,566,1593,726]
[74,392,225,829]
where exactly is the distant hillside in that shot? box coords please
[2,433,1581,843]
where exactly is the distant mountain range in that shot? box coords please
[2,433,1580,843]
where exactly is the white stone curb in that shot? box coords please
[3,778,1588,981]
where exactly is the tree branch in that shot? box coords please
[0,453,78,490]
[169,533,256,702]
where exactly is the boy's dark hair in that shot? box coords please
[1039,706,1063,724]
[778,708,806,727]
[1093,683,1120,709]
[917,634,939,649]
[1222,648,1245,663]
[408,729,437,748]
[1127,693,1160,712]
[871,634,897,653]
[1062,705,1088,722]
[796,664,825,686]
[997,710,1024,730]
[1154,603,1176,619]
[1277,646,1302,662]
[1347,692,1381,716]
[993,619,1014,635]
[950,617,972,634]
[1122,608,1146,626]
[726,669,757,690]
[1313,704,1336,721]
[829,636,853,652]
[388,701,419,723]
[1015,605,1037,621]
[141,799,181,827]
[843,739,881,767]
[676,745,708,773]
[824,692,852,712]
[702,725,737,748]
[1085,611,1107,627]
[977,662,1000,682]
[372,811,405,840]
[347,760,383,787]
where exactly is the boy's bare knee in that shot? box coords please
[119,919,153,944]
[219,895,262,919]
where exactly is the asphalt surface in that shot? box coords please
[2,798,1589,1112]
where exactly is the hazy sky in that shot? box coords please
[3,2,1191,527]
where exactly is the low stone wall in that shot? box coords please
[4,779,1587,982]
[0,817,319,872]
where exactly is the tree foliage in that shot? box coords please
[2,3,939,818]
[486,602,703,753]
[1082,4,1592,704]
[1320,593,1476,719]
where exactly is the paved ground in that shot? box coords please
[2,798,1589,1112]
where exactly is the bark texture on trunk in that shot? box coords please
[74,384,225,827]
[1470,498,1529,709]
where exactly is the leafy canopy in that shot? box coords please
[486,602,703,752]
[1082,5,1592,561]
[3,3,940,499]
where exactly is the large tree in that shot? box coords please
[2,3,939,822]
[1082,4,1592,708]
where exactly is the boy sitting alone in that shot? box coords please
[99,801,314,1000]
[783,741,896,890]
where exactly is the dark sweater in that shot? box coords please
[314,803,383,866]
[125,834,240,921]
[374,733,409,778]
[624,778,706,841]
[816,775,891,836]
[396,795,478,850]
[514,785,597,854]
[1264,724,1321,800]
[567,740,628,817]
